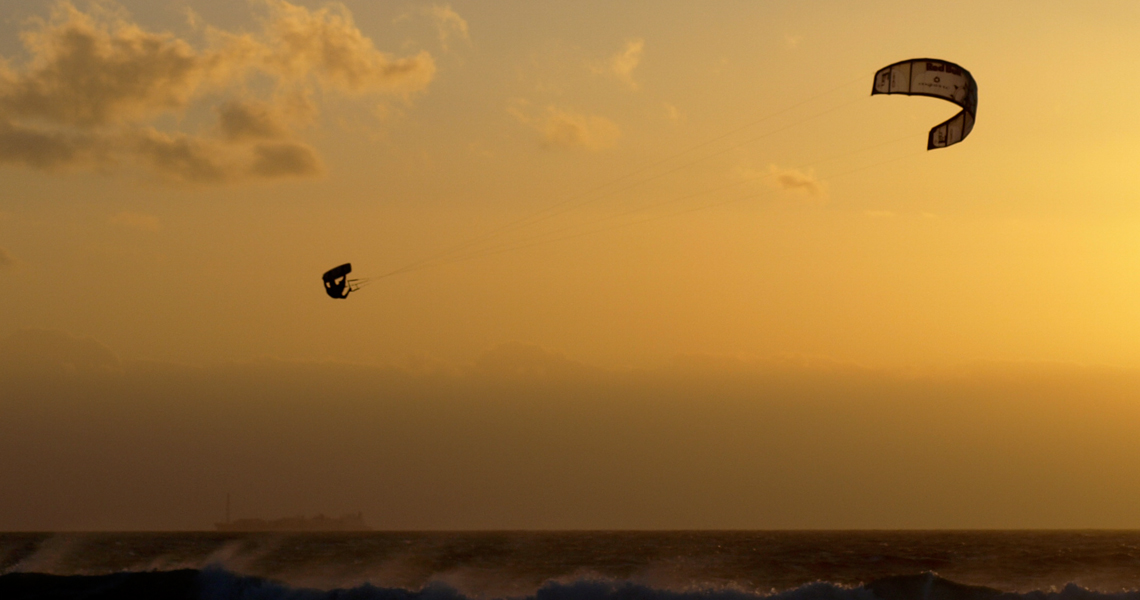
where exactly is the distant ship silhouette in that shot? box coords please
[214,512,371,532]
[215,494,370,531]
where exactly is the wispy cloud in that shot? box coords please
[427,5,469,51]
[0,0,435,184]
[661,102,683,122]
[255,0,436,96]
[767,164,826,197]
[594,39,644,90]
[510,101,621,151]
[0,247,14,271]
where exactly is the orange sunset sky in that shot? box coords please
[3,1,1140,530]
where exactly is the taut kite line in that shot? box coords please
[323,60,980,298]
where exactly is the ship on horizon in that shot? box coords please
[214,512,371,532]
[215,494,371,531]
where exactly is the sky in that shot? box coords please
[3,0,1140,530]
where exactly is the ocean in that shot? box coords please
[3,531,1140,599]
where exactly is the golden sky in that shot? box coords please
[3,1,1140,529]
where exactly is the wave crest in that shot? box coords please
[5,570,1140,600]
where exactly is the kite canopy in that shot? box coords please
[872,59,977,150]
[322,263,355,299]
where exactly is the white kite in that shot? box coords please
[872,59,978,149]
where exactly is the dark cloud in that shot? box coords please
[0,120,100,169]
[249,141,322,178]
[3,334,1140,531]
[132,128,229,183]
[0,0,438,184]
[217,100,290,142]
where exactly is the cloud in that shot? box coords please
[511,102,621,151]
[217,100,291,142]
[427,5,469,51]
[0,119,102,169]
[864,210,896,218]
[661,102,683,122]
[109,211,160,232]
[131,128,231,183]
[0,247,14,270]
[540,108,620,150]
[784,34,802,49]
[767,164,825,196]
[249,140,322,178]
[595,39,644,90]
[131,127,322,184]
[258,0,436,96]
[0,0,435,184]
[0,2,224,127]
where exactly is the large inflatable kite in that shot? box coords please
[872,59,977,150]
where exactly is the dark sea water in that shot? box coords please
[3,531,1140,599]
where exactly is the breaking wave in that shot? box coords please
[3,571,1140,600]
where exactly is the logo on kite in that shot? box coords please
[322,263,359,299]
[871,58,977,150]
